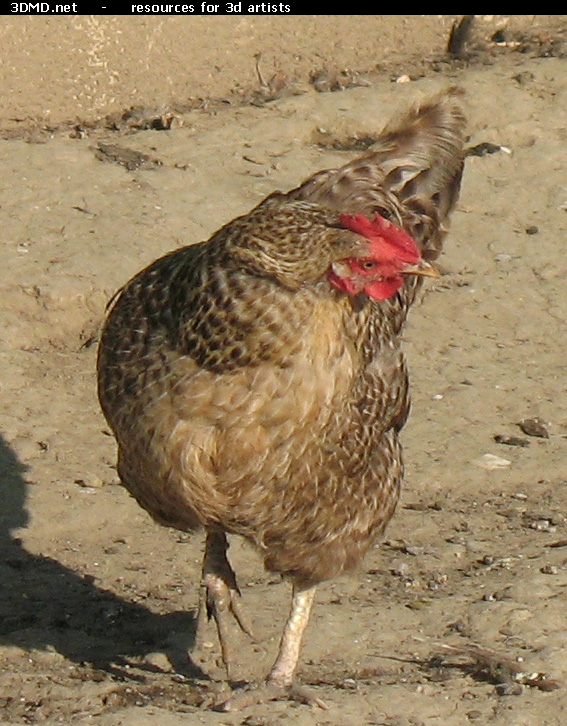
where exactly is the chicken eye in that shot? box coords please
[374,206,393,221]
[361,260,378,270]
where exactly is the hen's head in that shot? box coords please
[329,213,438,301]
[229,200,436,301]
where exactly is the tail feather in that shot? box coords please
[288,87,466,260]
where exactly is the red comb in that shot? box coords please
[340,213,421,262]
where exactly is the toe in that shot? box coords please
[215,679,328,712]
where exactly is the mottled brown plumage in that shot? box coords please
[97,89,466,709]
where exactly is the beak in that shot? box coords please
[402,259,440,278]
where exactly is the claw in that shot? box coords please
[193,531,255,679]
[227,590,256,640]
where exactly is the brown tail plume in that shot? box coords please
[289,87,467,259]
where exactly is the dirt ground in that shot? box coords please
[2,14,567,726]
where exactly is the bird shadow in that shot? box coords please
[0,432,208,682]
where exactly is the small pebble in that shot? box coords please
[474,453,511,470]
[494,434,529,447]
[144,652,171,671]
[529,519,555,532]
[540,565,559,575]
[467,710,484,721]
[391,562,410,577]
[242,716,268,726]
[466,142,502,157]
[518,417,549,438]
[75,474,105,488]
[497,682,523,696]
[403,545,424,556]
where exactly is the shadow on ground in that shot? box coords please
[0,433,205,680]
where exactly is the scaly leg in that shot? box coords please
[268,584,316,685]
[220,583,325,711]
[194,530,255,680]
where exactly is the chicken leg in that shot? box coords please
[194,530,255,679]
[220,583,323,711]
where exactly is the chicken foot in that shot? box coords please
[219,584,326,711]
[194,530,255,679]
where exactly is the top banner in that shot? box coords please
[9,2,303,12]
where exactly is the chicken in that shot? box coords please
[97,88,466,710]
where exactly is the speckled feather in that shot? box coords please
[98,89,466,587]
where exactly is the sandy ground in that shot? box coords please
[2,14,567,726]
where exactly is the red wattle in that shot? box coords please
[363,276,403,301]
